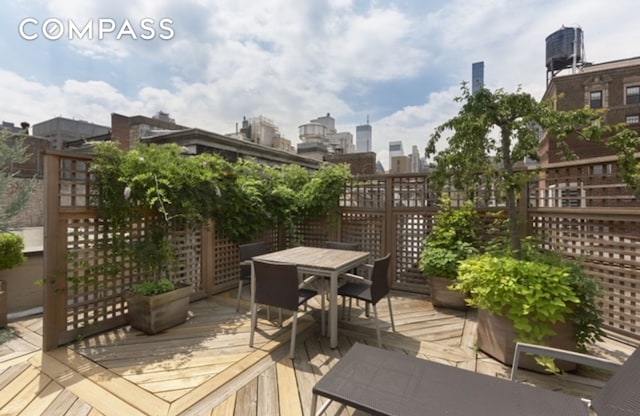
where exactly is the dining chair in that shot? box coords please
[324,240,365,312]
[237,241,269,312]
[249,259,318,359]
[338,253,395,347]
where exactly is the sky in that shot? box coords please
[1,0,638,170]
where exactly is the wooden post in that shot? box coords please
[42,152,67,351]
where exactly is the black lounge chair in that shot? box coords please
[311,342,640,416]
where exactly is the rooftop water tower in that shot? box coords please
[545,26,585,84]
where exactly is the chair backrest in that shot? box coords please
[239,241,269,279]
[253,259,300,311]
[370,253,391,304]
[591,346,640,416]
[325,241,359,251]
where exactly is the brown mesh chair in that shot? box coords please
[237,241,269,312]
[325,241,365,314]
[338,253,395,347]
[249,259,318,359]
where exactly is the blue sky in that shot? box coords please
[1,0,638,169]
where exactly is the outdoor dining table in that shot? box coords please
[251,246,371,349]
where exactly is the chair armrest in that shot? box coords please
[510,342,622,381]
[299,274,320,289]
[342,273,372,286]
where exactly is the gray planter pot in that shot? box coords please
[125,283,192,335]
[477,308,577,372]
[428,276,467,310]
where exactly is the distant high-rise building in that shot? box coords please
[297,113,354,160]
[388,140,404,170]
[356,117,372,152]
[472,61,484,94]
[410,145,423,173]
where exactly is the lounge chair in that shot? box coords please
[311,342,639,416]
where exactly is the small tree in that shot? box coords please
[426,83,638,256]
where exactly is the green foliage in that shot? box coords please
[452,238,604,371]
[0,233,25,271]
[419,198,480,279]
[0,131,35,233]
[90,142,352,294]
[130,278,175,296]
[426,84,616,255]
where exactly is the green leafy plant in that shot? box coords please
[90,142,352,296]
[0,233,25,271]
[91,142,227,295]
[130,278,176,296]
[419,197,480,279]
[452,239,604,371]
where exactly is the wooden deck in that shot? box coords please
[0,290,636,416]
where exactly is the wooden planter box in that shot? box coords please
[125,284,193,335]
[477,308,577,372]
[428,276,467,310]
[0,280,6,328]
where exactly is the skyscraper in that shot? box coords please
[356,117,372,152]
[388,140,404,171]
[472,61,484,94]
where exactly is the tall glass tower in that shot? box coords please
[472,61,484,94]
[356,119,372,152]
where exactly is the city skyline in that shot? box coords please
[1,0,638,169]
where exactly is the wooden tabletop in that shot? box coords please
[252,246,369,272]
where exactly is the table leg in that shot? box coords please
[329,271,338,348]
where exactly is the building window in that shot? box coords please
[627,86,640,104]
[590,90,603,109]
[626,114,640,125]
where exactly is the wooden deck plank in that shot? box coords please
[0,362,40,409]
[42,388,81,416]
[168,320,313,416]
[47,347,171,413]
[1,293,636,416]
[276,357,302,416]
[208,392,236,416]
[17,375,64,416]
[257,363,279,416]
[0,361,30,389]
[30,352,153,416]
[233,377,257,416]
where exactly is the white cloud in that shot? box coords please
[2,0,639,173]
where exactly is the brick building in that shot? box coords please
[540,57,640,164]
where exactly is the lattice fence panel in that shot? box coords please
[391,175,437,208]
[393,212,434,293]
[291,218,330,248]
[65,217,129,335]
[340,212,385,259]
[341,177,386,209]
[531,211,640,339]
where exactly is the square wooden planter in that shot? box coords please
[428,276,467,310]
[125,284,193,335]
[477,308,578,372]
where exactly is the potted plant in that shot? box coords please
[419,197,480,309]
[0,233,26,327]
[91,142,226,334]
[451,237,604,372]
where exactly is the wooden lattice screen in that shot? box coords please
[43,150,640,348]
[529,156,640,340]
[44,151,219,350]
